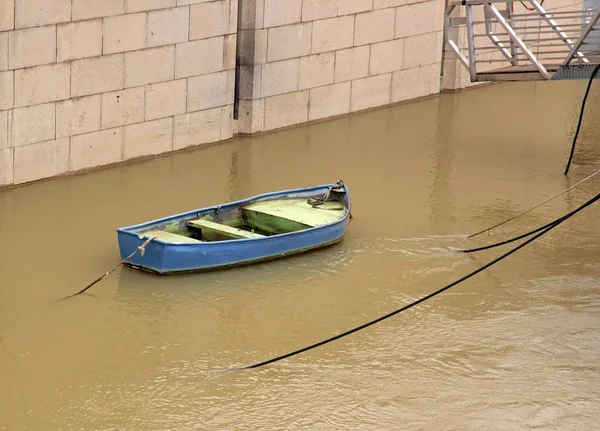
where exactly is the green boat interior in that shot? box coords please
[138,197,347,244]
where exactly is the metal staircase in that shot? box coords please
[444,0,600,81]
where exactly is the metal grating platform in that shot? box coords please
[552,63,600,80]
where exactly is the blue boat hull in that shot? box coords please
[116,183,351,275]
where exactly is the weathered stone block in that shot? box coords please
[261,58,299,97]
[14,63,70,108]
[125,46,174,87]
[264,0,301,27]
[374,0,406,8]
[312,15,353,54]
[224,34,237,69]
[148,6,189,47]
[56,95,101,138]
[265,90,308,130]
[57,20,103,62]
[175,38,224,78]
[10,103,55,147]
[101,87,145,128]
[354,9,395,46]
[9,26,56,69]
[238,99,264,134]
[126,0,176,13]
[239,29,266,65]
[302,0,336,21]
[0,148,12,186]
[72,54,124,97]
[220,104,235,139]
[267,22,311,62]
[123,117,173,160]
[145,79,187,120]
[13,137,69,184]
[187,71,228,111]
[0,32,7,70]
[72,0,125,20]
[238,64,261,99]
[226,69,235,103]
[395,1,435,38]
[0,109,7,149]
[229,0,238,33]
[338,0,372,15]
[104,13,147,54]
[173,107,222,150]
[392,63,438,102]
[299,52,334,90]
[0,0,14,31]
[309,81,350,121]
[15,0,70,28]
[436,31,443,63]
[351,73,391,112]
[403,32,438,69]
[240,0,264,30]
[370,38,405,75]
[70,127,123,171]
[334,45,369,82]
[190,1,230,40]
[0,71,13,110]
[434,0,445,31]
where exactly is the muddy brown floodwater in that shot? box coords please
[1,81,599,431]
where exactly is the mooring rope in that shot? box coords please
[564,63,600,176]
[62,236,155,300]
[228,191,600,370]
[460,189,598,253]
[468,168,600,239]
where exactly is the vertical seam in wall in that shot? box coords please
[144,12,148,49]
[102,17,105,55]
[387,72,391,103]
[265,28,269,63]
[352,14,357,54]
[185,78,188,113]
[170,115,174,151]
[393,5,397,40]
[188,5,191,41]
[98,91,102,130]
[143,84,148,121]
[53,102,57,142]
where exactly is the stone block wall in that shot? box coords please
[0,0,449,188]
[236,0,446,134]
[0,0,238,187]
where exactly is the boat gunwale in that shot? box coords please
[116,183,352,246]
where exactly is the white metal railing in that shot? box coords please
[444,0,600,81]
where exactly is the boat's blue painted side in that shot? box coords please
[116,183,351,274]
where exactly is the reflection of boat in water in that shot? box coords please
[116,182,352,275]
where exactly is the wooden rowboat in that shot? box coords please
[116,181,352,274]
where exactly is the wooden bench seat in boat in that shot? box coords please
[242,199,345,228]
[187,218,265,240]
[140,229,201,243]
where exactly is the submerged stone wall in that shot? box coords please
[0,0,446,188]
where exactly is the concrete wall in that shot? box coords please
[0,0,449,188]
[0,0,238,187]
[236,0,445,134]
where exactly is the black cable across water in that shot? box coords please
[460,194,592,253]
[564,63,600,175]
[231,191,600,370]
